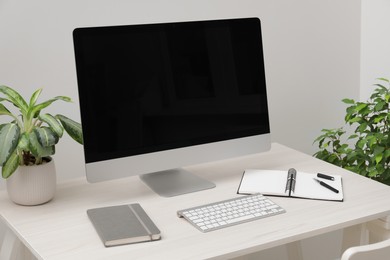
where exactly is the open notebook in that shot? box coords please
[237,169,344,202]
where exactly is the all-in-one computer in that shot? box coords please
[73,17,271,197]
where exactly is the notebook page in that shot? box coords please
[292,172,343,201]
[238,170,288,196]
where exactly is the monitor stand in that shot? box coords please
[139,169,216,197]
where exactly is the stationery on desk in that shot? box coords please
[87,203,161,247]
[237,168,344,202]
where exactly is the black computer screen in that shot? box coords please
[73,18,270,163]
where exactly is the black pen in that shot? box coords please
[313,178,339,193]
[317,173,335,181]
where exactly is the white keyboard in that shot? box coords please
[177,193,286,232]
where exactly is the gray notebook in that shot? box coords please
[87,203,161,247]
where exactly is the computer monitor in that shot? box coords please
[73,17,271,197]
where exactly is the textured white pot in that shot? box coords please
[6,158,56,206]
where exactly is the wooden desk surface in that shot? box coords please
[1,143,390,260]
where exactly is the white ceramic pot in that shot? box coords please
[6,158,56,206]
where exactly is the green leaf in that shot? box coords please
[348,117,361,123]
[377,77,390,83]
[357,139,366,149]
[0,85,28,114]
[357,122,368,133]
[29,131,55,158]
[374,101,386,112]
[348,134,358,140]
[374,146,385,155]
[373,114,386,123]
[346,151,357,161]
[355,103,368,112]
[373,84,387,90]
[313,135,324,143]
[328,154,338,163]
[29,88,42,107]
[0,123,20,166]
[2,149,19,179]
[0,103,12,116]
[27,96,72,120]
[375,153,383,164]
[342,98,355,104]
[346,105,355,114]
[56,114,83,144]
[39,113,64,137]
[384,149,390,160]
[368,169,379,178]
[17,133,29,151]
[33,127,59,147]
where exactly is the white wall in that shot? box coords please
[361,0,390,100]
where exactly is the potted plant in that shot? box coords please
[313,78,390,185]
[0,85,83,205]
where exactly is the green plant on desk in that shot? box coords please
[0,85,83,179]
[313,78,390,185]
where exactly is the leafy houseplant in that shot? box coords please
[0,85,83,180]
[313,78,390,185]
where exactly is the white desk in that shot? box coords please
[1,143,390,260]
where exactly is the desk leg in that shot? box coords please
[21,243,37,260]
[341,223,368,253]
[0,229,36,260]
[286,241,303,260]
[366,216,390,243]
[0,229,21,260]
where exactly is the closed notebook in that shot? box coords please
[237,169,344,202]
[87,203,161,247]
